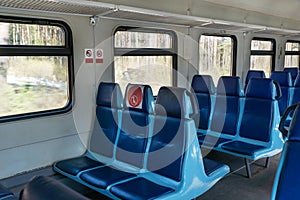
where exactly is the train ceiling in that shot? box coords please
[0,0,300,37]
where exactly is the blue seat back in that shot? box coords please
[284,67,299,84]
[116,84,154,168]
[210,76,244,135]
[239,78,278,142]
[291,74,300,105]
[147,87,195,181]
[245,70,266,89]
[90,82,122,157]
[270,71,292,115]
[272,103,300,200]
[191,75,215,130]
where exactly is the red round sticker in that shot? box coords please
[128,86,142,108]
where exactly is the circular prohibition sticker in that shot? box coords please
[127,85,143,108]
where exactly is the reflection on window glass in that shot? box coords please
[0,22,65,46]
[250,56,272,77]
[199,35,233,84]
[251,40,273,51]
[115,56,172,95]
[115,31,172,49]
[0,56,68,117]
[285,42,299,51]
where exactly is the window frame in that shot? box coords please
[198,33,237,77]
[0,15,74,122]
[250,37,276,72]
[113,26,178,87]
[284,40,300,68]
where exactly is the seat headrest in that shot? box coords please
[284,67,299,80]
[96,82,122,108]
[156,87,195,119]
[288,104,300,141]
[124,84,154,114]
[216,76,244,96]
[270,71,292,87]
[191,75,215,94]
[294,74,300,87]
[245,70,266,85]
[245,78,277,100]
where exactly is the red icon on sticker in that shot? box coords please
[128,86,142,108]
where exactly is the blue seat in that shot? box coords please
[79,84,154,191]
[110,87,229,199]
[19,176,88,200]
[54,82,123,176]
[244,70,266,90]
[0,184,15,200]
[271,103,300,200]
[284,67,299,84]
[199,76,244,148]
[221,78,284,178]
[270,71,292,115]
[191,75,215,132]
[291,74,300,105]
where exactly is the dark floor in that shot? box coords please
[3,151,280,200]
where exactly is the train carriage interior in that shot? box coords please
[0,0,300,199]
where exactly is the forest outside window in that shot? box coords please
[285,41,300,68]
[114,27,177,95]
[0,17,73,120]
[250,38,275,77]
[199,35,236,84]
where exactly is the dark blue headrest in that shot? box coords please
[284,67,299,80]
[245,70,266,85]
[294,74,300,87]
[246,78,277,100]
[288,104,300,141]
[216,76,244,96]
[156,87,194,119]
[96,82,122,108]
[270,71,292,87]
[124,84,154,114]
[191,75,215,94]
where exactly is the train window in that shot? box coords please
[114,27,177,95]
[199,35,237,84]
[0,17,73,120]
[285,41,300,68]
[250,38,276,77]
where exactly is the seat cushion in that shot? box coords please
[221,141,266,156]
[0,184,13,198]
[203,158,227,176]
[55,156,103,176]
[198,135,231,147]
[110,177,174,200]
[80,166,136,189]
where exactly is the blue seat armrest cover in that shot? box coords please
[54,156,104,176]
[19,176,89,200]
[221,141,266,156]
[79,166,136,189]
[110,177,174,200]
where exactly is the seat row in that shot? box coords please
[191,75,285,178]
[53,83,230,199]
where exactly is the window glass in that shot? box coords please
[114,28,176,95]
[251,40,273,51]
[0,22,65,46]
[285,42,300,51]
[199,35,234,84]
[250,56,272,77]
[0,18,72,120]
[285,41,300,68]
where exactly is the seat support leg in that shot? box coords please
[265,157,270,168]
[245,158,252,178]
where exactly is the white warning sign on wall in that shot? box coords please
[85,48,94,63]
[95,49,103,63]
